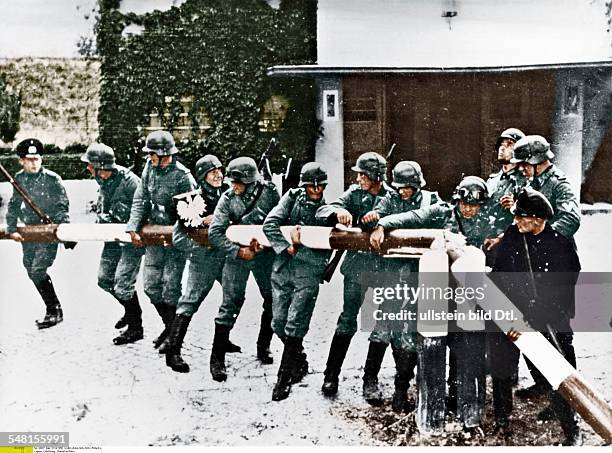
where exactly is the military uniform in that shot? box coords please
[263,187,330,339]
[369,189,440,350]
[6,139,70,329]
[126,158,195,308]
[378,201,489,247]
[207,156,281,382]
[95,166,142,298]
[210,180,280,330]
[173,180,228,316]
[377,177,490,427]
[528,164,580,239]
[363,177,440,411]
[316,182,393,336]
[6,168,70,282]
[485,168,525,238]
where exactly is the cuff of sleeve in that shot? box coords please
[272,241,292,255]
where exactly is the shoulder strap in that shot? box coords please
[420,190,432,208]
[231,182,265,225]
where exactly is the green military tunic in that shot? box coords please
[173,181,229,316]
[94,165,143,300]
[378,201,489,248]
[529,164,580,239]
[126,159,196,306]
[6,167,69,284]
[263,188,331,338]
[315,182,393,336]
[369,189,440,351]
[485,167,526,238]
[209,180,280,328]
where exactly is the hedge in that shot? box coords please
[0,154,87,180]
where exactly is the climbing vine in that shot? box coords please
[97,0,317,177]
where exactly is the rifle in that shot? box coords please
[0,163,76,249]
[323,244,344,283]
[0,163,53,224]
[258,138,278,181]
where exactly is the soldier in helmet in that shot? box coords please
[510,135,580,241]
[484,128,526,262]
[508,135,581,403]
[208,156,280,382]
[81,143,144,344]
[315,151,392,397]
[360,161,440,411]
[126,131,197,354]
[371,176,490,429]
[263,162,332,401]
[6,138,71,329]
[157,154,239,372]
[490,187,581,445]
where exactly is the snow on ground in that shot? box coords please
[0,180,610,446]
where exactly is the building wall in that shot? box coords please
[318,0,611,68]
[338,72,557,199]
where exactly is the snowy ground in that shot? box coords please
[0,180,610,446]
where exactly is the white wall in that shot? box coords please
[318,0,611,67]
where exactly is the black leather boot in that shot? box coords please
[362,341,387,405]
[272,336,300,401]
[152,303,175,349]
[34,275,63,329]
[391,348,417,413]
[113,294,129,329]
[210,323,230,382]
[163,314,192,373]
[256,310,274,365]
[321,333,352,397]
[113,293,143,345]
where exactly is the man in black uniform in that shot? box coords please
[490,187,581,445]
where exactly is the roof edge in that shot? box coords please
[267,61,612,77]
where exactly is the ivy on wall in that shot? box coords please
[97,0,318,179]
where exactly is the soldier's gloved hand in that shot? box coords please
[63,241,78,250]
[499,194,514,210]
[129,231,144,248]
[361,210,380,225]
[370,225,385,252]
[238,246,256,261]
[9,232,24,242]
[335,208,353,226]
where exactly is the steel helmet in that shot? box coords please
[81,143,116,170]
[495,127,525,151]
[511,187,554,220]
[142,130,179,156]
[195,154,223,181]
[299,162,328,187]
[510,135,555,165]
[452,176,489,205]
[391,161,425,189]
[351,152,387,182]
[226,156,259,184]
